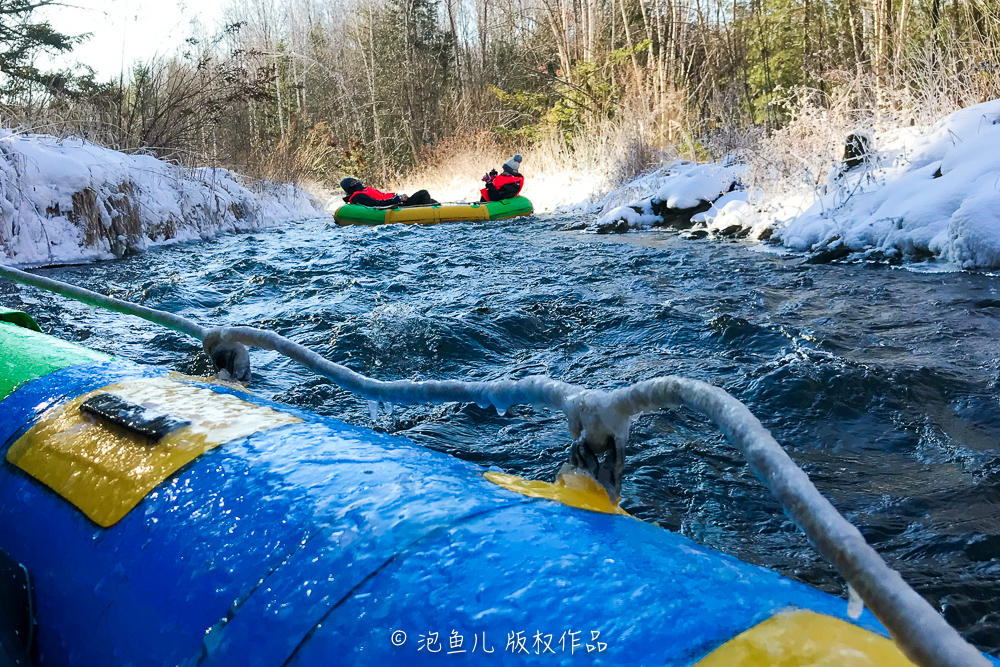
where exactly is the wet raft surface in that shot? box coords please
[3,213,999,654]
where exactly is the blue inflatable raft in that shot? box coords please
[0,308,996,666]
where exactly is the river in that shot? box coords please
[5,213,999,653]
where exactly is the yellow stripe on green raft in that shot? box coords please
[695,610,917,667]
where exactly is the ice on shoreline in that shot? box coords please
[0,131,324,267]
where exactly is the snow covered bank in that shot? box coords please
[592,99,1000,270]
[0,131,324,267]
[767,99,1000,269]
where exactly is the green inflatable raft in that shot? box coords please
[334,196,533,226]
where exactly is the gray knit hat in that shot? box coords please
[502,154,523,174]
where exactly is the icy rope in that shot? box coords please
[0,265,206,340]
[0,263,988,667]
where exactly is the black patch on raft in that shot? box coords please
[569,435,622,500]
[0,548,35,665]
[208,340,252,384]
[80,394,191,441]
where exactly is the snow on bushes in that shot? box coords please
[590,99,1000,270]
[766,98,1000,269]
[0,131,323,266]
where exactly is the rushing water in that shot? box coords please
[4,213,1000,654]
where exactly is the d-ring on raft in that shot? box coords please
[0,304,996,666]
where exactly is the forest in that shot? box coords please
[2,0,999,192]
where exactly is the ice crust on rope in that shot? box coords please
[847,583,865,620]
[260,347,982,667]
[0,131,323,266]
[596,99,1000,269]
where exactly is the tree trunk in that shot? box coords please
[873,0,894,95]
[638,0,658,105]
[846,0,864,70]
[273,53,284,140]
[895,0,910,68]
[618,0,646,95]
[541,0,573,80]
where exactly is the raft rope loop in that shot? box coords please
[0,263,989,667]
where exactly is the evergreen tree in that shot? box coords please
[0,0,77,94]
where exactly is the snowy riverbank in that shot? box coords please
[591,99,1000,270]
[0,132,324,267]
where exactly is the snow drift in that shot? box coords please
[765,98,1000,269]
[594,99,1000,270]
[0,131,323,267]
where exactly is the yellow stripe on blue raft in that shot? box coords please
[487,472,920,665]
[484,470,631,516]
[6,376,301,527]
[695,609,918,667]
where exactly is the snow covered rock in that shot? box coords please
[0,131,324,266]
[593,161,746,234]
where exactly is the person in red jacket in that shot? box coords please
[480,154,524,202]
[340,178,438,207]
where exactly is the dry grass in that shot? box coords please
[239,120,343,186]
[393,106,665,203]
[390,132,511,197]
[701,45,1000,213]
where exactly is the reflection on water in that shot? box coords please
[4,214,999,653]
